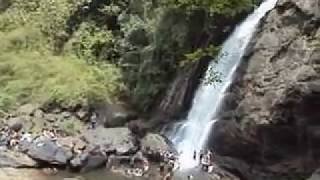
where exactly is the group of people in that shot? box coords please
[0,125,21,148]
[159,150,179,180]
[194,149,216,173]
[123,151,150,177]
[143,147,180,180]
[0,125,59,150]
[125,158,149,177]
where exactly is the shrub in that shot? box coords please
[162,0,253,16]
[64,22,115,63]
[59,119,83,136]
[0,0,126,112]
[0,51,124,111]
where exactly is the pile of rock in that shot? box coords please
[0,122,173,177]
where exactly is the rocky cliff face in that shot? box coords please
[210,0,320,178]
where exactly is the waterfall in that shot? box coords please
[166,0,278,170]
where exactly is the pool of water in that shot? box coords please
[41,167,214,180]
[62,169,214,180]
[44,169,147,180]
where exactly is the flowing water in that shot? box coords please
[166,0,278,170]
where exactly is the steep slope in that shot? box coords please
[210,0,320,178]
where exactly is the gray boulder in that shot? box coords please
[7,116,32,132]
[70,156,83,169]
[80,153,107,172]
[140,133,170,152]
[81,127,138,155]
[100,104,137,128]
[70,148,107,172]
[26,140,72,165]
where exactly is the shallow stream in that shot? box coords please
[43,168,213,180]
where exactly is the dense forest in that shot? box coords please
[0,0,254,115]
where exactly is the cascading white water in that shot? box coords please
[166,0,278,170]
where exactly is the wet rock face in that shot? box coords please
[140,133,170,152]
[210,0,320,172]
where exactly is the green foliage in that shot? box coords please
[0,0,231,114]
[59,119,83,136]
[65,22,115,63]
[162,0,253,16]
[0,51,124,111]
[180,45,220,67]
[99,3,122,16]
[180,45,222,85]
[0,27,48,52]
[130,67,168,112]
[0,0,86,37]
[0,0,125,112]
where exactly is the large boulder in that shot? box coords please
[70,148,107,172]
[0,150,37,168]
[7,116,32,132]
[80,153,107,172]
[25,140,72,165]
[57,137,87,151]
[140,133,170,152]
[128,120,148,138]
[208,121,260,163]
[94,104,137,128]
[81,127,138,155]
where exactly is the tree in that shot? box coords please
[163,0,253,16]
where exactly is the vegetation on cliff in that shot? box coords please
[0,0,124,111]
[0,0,254,113]
[163,0,253,16]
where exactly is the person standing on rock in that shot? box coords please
[143,159,149,172]
[199,150,204,164]
[159,162,165,177]
[164,173,173,180]
[208,150,214,164]
[90,112,97,129]
[193,150,197,160]
[187,175,194,180]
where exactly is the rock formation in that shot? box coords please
[210,0,320,178]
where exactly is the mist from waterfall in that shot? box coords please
[166,0,278,170]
